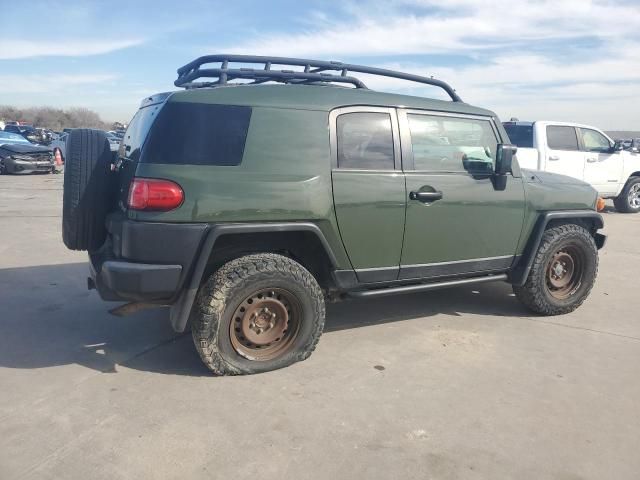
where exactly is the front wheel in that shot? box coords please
[613,177,640,213]
[192,253,326,375]
[513,224,598,315]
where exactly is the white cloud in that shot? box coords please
[225,0,640,57]
[0,39,144,60]
[213,0,640,129]
[0,74,119,94]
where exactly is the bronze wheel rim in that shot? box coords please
[545,246,584,300]
[230,288,301,361]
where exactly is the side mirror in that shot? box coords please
[613,140,625,152]
[495,144,517,175]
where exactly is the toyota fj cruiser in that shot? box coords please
[62,55,606,375]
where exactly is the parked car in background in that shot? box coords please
[4,124,40,144]
[0,131,54,174]
[108,130,124,140]
[106,132,121,152]
[503,120,640,213]
[34,128,53,145]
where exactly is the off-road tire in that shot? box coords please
[613,176,640,213]
[62,129,113,251]
[192,253,325,375]
[513,224,598,315]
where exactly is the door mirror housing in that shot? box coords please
[612,140,625,152]
[495,144,516,176]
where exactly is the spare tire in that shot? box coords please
[62,129,113,251]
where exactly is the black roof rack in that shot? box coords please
[175,54,462,102]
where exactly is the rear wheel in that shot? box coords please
[192,253,325,375]
[513,224,598,315]
[613,176,640,213]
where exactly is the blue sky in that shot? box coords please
[1,0,639,129]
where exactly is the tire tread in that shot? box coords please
[192,253,325,375]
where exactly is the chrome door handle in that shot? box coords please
[586,157,598,163]
[548,155,559,161]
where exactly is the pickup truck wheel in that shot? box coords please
[192,253,325,375]
[613,177,640,213]
[513,224,598,315]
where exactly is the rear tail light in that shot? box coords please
[128,178,184,211]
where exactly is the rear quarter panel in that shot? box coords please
[132,106,351,269]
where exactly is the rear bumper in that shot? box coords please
[89,256,182,302]
[88,215,208,303]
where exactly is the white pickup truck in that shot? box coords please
[503,120,640,213]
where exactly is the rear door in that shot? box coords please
[545,125,585,179]
[330,107,406,283]
[398,110,525,279]
[579,127,623,195]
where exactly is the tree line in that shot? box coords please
[0,105,113,131]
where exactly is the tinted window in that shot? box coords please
[408,114,497,173]
[120,104,162,161]
[336,112,394,169]
[141,102,252,166]
[503,124,533,148]
[547,126,579,150]
[580,128,611,153]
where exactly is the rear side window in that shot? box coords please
[141,102,252,165]
[547,126,579,151]
[503,124,534,148]
[336,112,394,170]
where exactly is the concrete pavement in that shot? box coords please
[1,174,639,479]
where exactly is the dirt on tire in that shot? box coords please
[192,253,326,375]
[513,224,598,315]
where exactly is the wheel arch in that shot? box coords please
[169,222,340,332]
[509,210,605,286]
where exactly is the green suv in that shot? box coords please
[62,55,606,375]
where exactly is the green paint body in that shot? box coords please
[131,84,598,272]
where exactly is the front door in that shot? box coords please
[398,110,525,279]
[579,127,623,195]
[545,125,585,180]
[330,107,406,283]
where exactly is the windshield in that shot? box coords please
[503,124,534,148]
[0,131,31,144]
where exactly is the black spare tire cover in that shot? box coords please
[62,129,113,251]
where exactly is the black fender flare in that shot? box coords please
[509,210,605,286]
[169,222,339,332]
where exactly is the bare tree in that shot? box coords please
[0,105,112,131]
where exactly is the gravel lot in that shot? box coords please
[1,174,639,480]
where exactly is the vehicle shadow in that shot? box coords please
[0,262,530,377]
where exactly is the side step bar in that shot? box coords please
[347,274,508,298]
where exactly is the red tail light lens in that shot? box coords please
[128,178,184,211]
